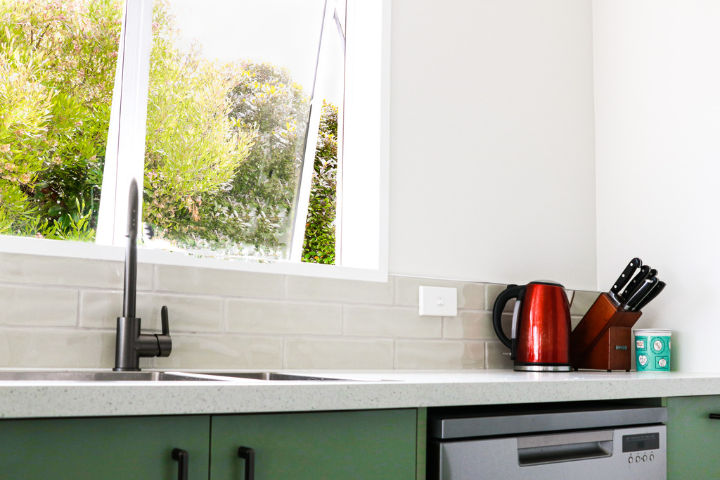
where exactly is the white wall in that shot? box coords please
[594,1,720,372]
[388,0,598,289]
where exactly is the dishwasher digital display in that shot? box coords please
[622,433,660,452]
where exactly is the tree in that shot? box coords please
[0,0,122,239]
[142,0,254,238]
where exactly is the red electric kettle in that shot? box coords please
[492,281,572,372]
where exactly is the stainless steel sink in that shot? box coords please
[0,371,226,382]
[0,371,385,382]
[197,372,360,381]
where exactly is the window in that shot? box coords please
[0,0,388,280]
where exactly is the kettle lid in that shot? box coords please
[528,280,564,288]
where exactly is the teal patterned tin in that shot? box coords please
[634,329,672,372]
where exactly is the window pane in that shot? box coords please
[301,2,345,265]
[0,0,122,241]
[143,0,334,262]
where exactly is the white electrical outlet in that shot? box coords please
[419,286,458,316]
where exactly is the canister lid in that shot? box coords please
[633,329,672,336]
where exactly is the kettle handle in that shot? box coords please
[492,285,524,351]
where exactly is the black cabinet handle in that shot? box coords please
[238,446,255,480]
[172,448,189,480]
[710,414,720,420]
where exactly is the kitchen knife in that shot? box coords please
[623,276,658,311]
[609,258,642,303]
[633,280,666,311]
[620,265,651,302]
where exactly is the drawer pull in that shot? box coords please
[238,446,255,480]
[172,448,189,480]
[709,414,720,420]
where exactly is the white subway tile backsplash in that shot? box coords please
[80,291,223,332]
[79,290,122,329]
[395,340,485,370]
[443,311,495,340]
[344,305,441,338]
[570,290,601,316]
[486,341,514,369]
[394,276,484,310]
[286,276,393,305]
[0,285,77,327]
[285,338,394,369]
[486,284,514,313]
[0,253,601,370]
[226,299,342,336]
[155,334,283,370]
[0,253,152,290]
[0,329,115,368]
[156,265,283,299]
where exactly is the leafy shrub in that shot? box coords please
[302,101,337,264]
[154,62,311,259]
[143,0,255,241]
[0,0,122,239]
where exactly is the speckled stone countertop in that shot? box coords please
[2,370,720,419]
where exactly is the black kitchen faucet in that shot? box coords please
[114,179,172,371]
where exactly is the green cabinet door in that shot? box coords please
[0,415,210,480]
[210,409,418,480]
[667,396,720,480]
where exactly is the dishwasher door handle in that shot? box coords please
[517,430,614,466]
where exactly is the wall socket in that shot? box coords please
[419,286,458,316]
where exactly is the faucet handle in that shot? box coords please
[156,306,172,357]
[161,306,170,336]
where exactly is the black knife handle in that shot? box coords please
[610,258,642,300]
[621,265,651,302]
[625,277,658,311]
[634,281,666,311]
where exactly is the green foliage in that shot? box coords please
[142,2,309,260]
[302,101,337,264]
[0,0,122,240]
[0,0,337,262]
[143,0,255,240]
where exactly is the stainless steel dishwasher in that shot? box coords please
[428,403,667,480]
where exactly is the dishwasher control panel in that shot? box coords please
[624,432,661,467]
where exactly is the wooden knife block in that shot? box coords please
[571,293,642,371]
[575,327,632,371]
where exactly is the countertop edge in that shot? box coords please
[1,371,719,419]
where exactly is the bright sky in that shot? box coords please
[168,0,345,106]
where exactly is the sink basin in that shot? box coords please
[197,372,374,381]
[0,371,226,382]
[0,371,388,383]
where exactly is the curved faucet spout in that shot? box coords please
[114,179,172,371]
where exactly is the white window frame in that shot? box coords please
[0,0,390,282]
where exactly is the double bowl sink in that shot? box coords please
[0,371,370,383]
